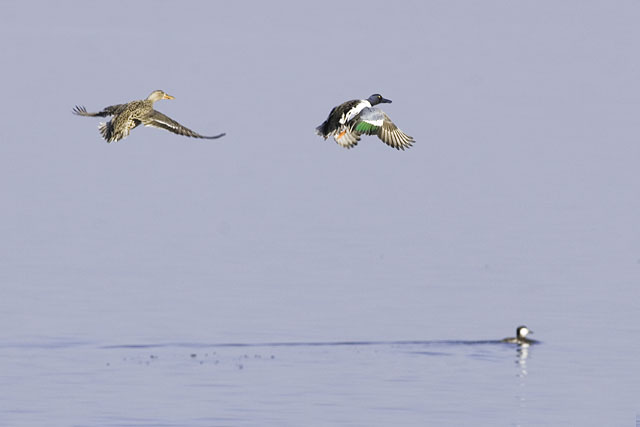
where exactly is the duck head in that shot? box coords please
[367,94,392,106]
[516,326,532,339]
[147,90,174,102]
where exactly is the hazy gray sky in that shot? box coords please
[1,0,639,345]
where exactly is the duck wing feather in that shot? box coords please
[143,110,225,139]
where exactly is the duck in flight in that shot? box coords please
[315,94,414,150]
[73,90,226,143]
[502,326,538,345]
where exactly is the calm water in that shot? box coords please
[1,228,636,427]
[1,1,639,426]
[2,336,630,426]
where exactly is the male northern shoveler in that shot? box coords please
[73,90,226,143]
[315,94,414,150]
[502,326,538,345]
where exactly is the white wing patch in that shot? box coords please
[362,117,384,127]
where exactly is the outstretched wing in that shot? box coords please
[143,110,225,139]
[352,107,414,150]
[72,104,123,117]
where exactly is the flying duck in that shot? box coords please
[73,90,226,143]
[502,326,538,345]
[315,94,414,150]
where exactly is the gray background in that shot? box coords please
[1,1,638,425]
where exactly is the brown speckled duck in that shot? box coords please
[73,90,225,143]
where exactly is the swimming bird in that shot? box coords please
[73,90,226,143]
[315,94,414,150]
[502,326,537,345]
